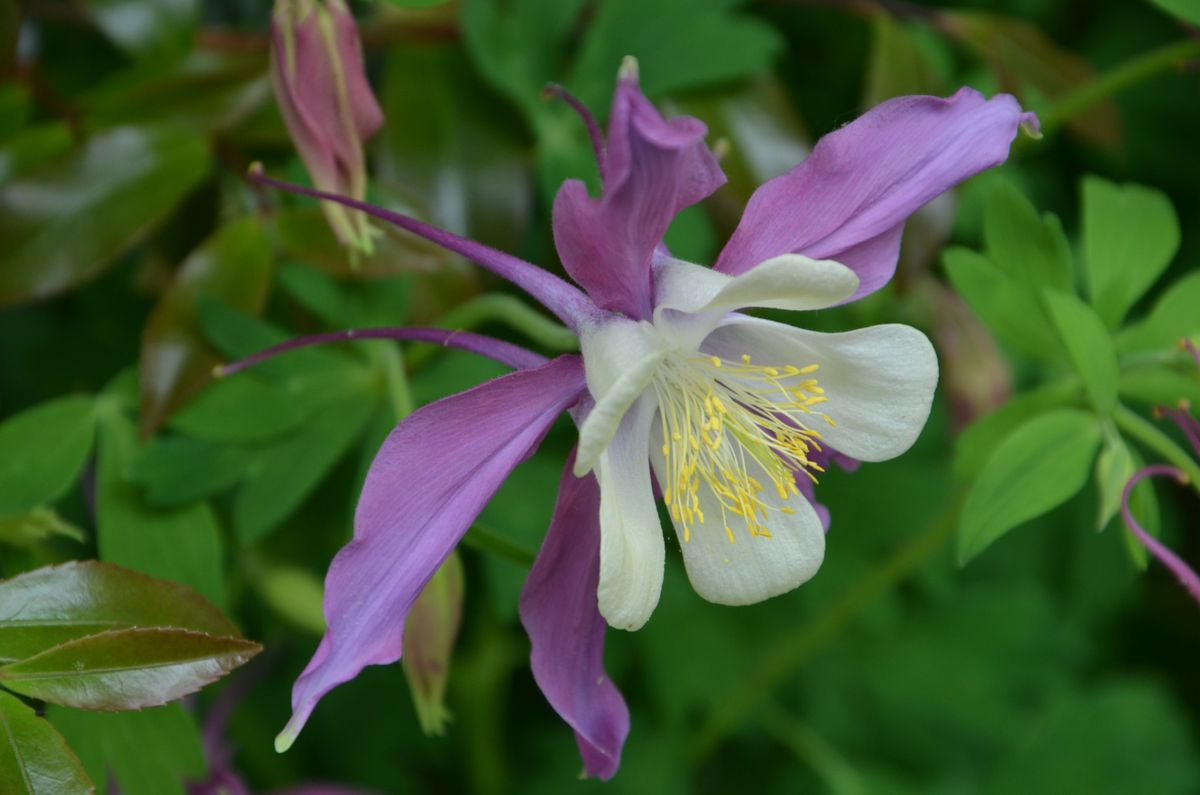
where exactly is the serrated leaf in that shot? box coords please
[95,411,225,607]
[0,396,96,517]
[1117,270,1200,355]
[1043,290,1118,415]
[0,509,85,550]
[942,246,1061,361]
[0,628,259,710]
[983,181,1072,292]
[0,126,209,306]
[1082,177,1180,329]
[0,690,93,795]
[959,409,1102,563]
[48,704,203,795]
[0,560,241,663]
[140,217,272,435]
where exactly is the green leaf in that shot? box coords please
[140,217,273,434]
[1043,290,1118,415]
[0,628,259,710]
[0,690,93,795]
[88,0,196,62]
[983,180,1072,292]
[1095,432,1135,532]
[0,125,209,306]
[942,246,1061,361]
[1117,365,1200,408]
[0,508,86,550]
[954,380,1080,479]
[0,396,96,517]
[233,394,376,543]
[1146,0,1200,26]
[95,411,225,607]
[1122,447,1159,571]
[959,409,1102,563]
[0,560,241,664]
[126,437,248,505]
[1081,176,1180,329]
[862,14,944,108]
[0,123,73,182]
[257,565,326,636]
[1117,270,1200,355]
[167,375,304,444]
[568,0,785,111]
[49,704,204,795]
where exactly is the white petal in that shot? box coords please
[703,317,938,462]
[575,317,667,476]
[654,254,859,320]
[650,432,825,605]
[595,395,665,630]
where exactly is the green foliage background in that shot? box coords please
[1,0,1199,792]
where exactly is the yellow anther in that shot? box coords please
[741,354,752,364]
[710,356,722,368]
[799,364,819,374]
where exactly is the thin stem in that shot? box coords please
[1114,403,1200,497]
[214,326,547,377]
[761,705,867,795]
[1122,464,1200,606]
[408,294,577,369]
[1039,38,1200,135]
[249,166,598,329]
[460,523,536,568]
[691,490,963,759]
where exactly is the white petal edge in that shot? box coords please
[576,318,668,476]
[595,394,665,630]
[653,254,859,320]
[702,317,939,462]
[649,429,825,605]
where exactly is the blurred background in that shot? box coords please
[1,0,1198,792]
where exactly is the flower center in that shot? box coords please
[651,352,835,544]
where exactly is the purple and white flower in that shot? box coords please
[239,59,1035,778]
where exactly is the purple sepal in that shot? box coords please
[715,88,1036,300]
[552,71,725,319]
[281,355,587,742]
[520,448,630,780]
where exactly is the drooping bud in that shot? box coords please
[270,0,384,255]
[401,551,464,736]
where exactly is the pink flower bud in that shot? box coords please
[270,0,384,254]
[401,551,464,736]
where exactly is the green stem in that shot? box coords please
[1114,403,1200,496]
[1039,38,1200,135]
[461,523,536,567]
[761,706,867,795]
[691,490,963,759]
[374,342,414,421]
[407,294,578,369]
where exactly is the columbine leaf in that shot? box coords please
[0,396,95,517]
[942,246,1061,361]
[0,560,241,664]
[96,410,225,607]
[140,216,272,435]
[0,125,208,307]
[0,628,259,710]
[0,690,93,795]
[959,409,1102,563]
[49,704,204,795]
[983,180,1072,292]
[1117,270,1200,355]
[1043,290,1119,416]
[953,380,1080,478]
[1117,365,1200,408]
[1082,176,1180,329]
[126,437,249,506]
[167,375,304,444]
[863,13,945,108]
[1146,0,1200,27]
[1095,432,1135,532]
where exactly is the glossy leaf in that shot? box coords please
[1117,270,1200,355]
[1043,290,1118,415]
[959,410,1102,563]
[0,125,209,306]
[0,628,259,710]
[983,181,1072,292]
[0,123,74,183]
[1081,177,1180,329]
[0,508,85,550]
[140,217,272,434]
[0,396,96,517]
[49,704,205,795]
[0,560,241,664]
[96,410,225,607]
[942,11,1121,147]
[88,0,197,62]
[0,690,93,795]
[942,247,1061,361]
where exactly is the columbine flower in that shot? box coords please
[236,59,1034,778]
[1120,339,1200,607]
[270,0,383,254]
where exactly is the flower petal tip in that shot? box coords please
[618,55,639,82]
[247,160,265,179]
[274,719,301,754]
[1019,112,1042,140]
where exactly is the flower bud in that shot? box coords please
[270,0,384,255]
[401,551,464,736]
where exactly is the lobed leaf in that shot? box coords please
[1043,290,1119,416]
[1117,270,1200,355]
